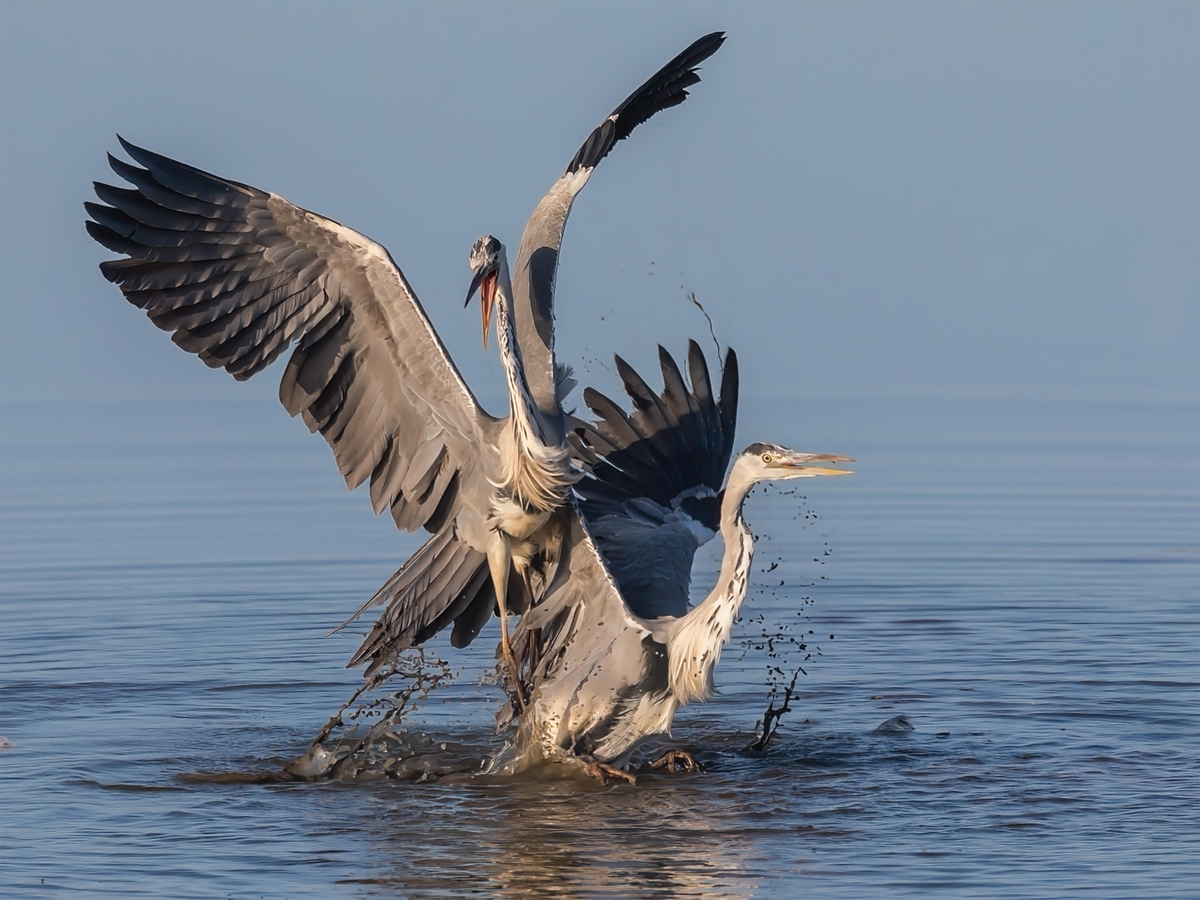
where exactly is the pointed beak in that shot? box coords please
[465,268,497,352]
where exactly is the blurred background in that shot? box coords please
[1,1,1196,416]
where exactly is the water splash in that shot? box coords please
[286,648,476,781]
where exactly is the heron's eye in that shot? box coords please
[762,453,772,463]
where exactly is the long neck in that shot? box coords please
[665,461,758,705]
[493,255,546,445]
[492,254,576,513]
[511,169,591,422]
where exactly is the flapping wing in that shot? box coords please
[512,32,726,420]
[86,139,499,540]
[567,342,739,618]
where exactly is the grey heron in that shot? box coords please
[341,33,727,677]
[84,33,727,701]
[491,349,852,781]
[84,140,563,692]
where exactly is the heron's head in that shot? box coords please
[466,235,504,352]
[737,442,854,483]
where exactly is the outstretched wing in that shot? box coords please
[86,139,501,546]
[512,32,726,422]
[568,341,738,618]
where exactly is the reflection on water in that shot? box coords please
[1,397,1198,898]
[353,755,761,900]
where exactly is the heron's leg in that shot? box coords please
[487,535,525,711]
[517,568,540,683]
[648,749,705,774]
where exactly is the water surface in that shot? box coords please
[2,396,1197,898]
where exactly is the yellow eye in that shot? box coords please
[762,453,772,463]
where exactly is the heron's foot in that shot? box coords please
[581,760,636,786]
[648,749,705,774]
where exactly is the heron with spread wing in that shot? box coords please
[339,33,728,686]
[85,32,855,782]
[85,33,727,704]
[494,345,852,782]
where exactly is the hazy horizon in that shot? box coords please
[2,2,1196,415]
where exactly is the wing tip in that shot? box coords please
[563,31,727,176]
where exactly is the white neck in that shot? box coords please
[493,255,545,444]
[665,458,759,705]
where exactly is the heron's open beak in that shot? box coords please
[465,268,497,352]
[781,454,855,477]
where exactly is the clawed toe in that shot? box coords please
[581,761,636,786]
[649,749,705,774]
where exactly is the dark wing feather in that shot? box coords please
[346,526,491,676]
[568,343,738,618]
[572,343,738,512]
[566,32,726,174]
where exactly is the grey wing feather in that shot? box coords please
[87,140,503,638]
[585,515,699,619]
[511,33,725,421]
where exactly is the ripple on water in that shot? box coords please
[2,398,1198,898]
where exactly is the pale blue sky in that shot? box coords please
[2,1,1196,413]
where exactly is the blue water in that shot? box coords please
[1,395,1197,898]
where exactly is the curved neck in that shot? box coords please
[493,254,547,445]
[666,460,759,705]
[491,252,577,514]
